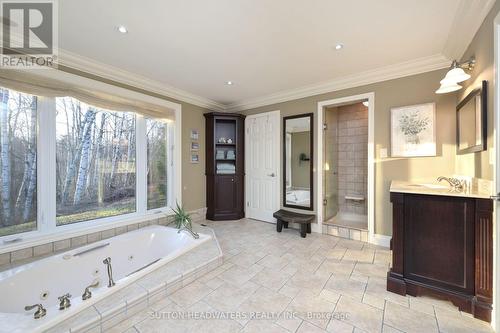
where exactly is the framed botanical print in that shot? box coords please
[391,103,436,157]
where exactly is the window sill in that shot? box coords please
[0,209,174,255]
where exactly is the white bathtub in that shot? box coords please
[286,189,310,206]
[0,225,211,332]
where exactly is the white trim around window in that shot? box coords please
[0,81,182,253]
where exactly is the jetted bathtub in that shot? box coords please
[0,225,211,332]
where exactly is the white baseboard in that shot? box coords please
[370,234,391,248]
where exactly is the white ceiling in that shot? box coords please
[58,0,492,110]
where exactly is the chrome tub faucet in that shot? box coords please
[24,304,46,319]
[178,225,199,239]
[103,257,116,287]
[58,293,71,310]
[82,280,100,300]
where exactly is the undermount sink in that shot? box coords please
[407,183,449,189]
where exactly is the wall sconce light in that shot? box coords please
[436,57,475,94]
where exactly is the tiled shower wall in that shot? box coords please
[337,103,368,215]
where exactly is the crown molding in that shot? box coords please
[56,49,226,111]
[226,54,450,112]
[443,0,496,60]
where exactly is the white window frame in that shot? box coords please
[0,91,182,252]
[144,118,176,214]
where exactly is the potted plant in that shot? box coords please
[172,202,193,230]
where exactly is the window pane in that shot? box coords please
[56,97,136,225]
[0,88,37,236]
[147,119,168,210]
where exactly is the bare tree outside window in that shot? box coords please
[56,97,136,225]
[0,88,37,236]
[147,119,168,210]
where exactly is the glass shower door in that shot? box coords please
[323,109,338,222]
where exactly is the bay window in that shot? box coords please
[0,84,177,240]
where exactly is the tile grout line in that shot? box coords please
[433,305,442,333]
[380,299,387,333]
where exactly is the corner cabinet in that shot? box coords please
[388,192,493,322]
[204,113,245,220]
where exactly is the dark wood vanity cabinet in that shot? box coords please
[205,113,245,220]
[388,192,493,322]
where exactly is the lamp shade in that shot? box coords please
[443,67,471,83]
[436,81,462,94]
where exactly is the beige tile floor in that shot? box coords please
[108,219,494,333]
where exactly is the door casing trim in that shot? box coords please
[316,93,376,241]
[492,10,499,332]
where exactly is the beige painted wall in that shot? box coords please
[183,0,499,222]
[242,70,458,236]
[456,0,500,180]
[178,0,500,231]
[157,0,500,227]
[180,103,208,211]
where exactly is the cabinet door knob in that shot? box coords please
[268,173,276,177]
[231,178,234,182]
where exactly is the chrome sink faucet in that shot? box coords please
[437,176,464,191]
[58,293,71,310]
[103,257,116,287]
[178,225,200,239]
[25,304,46,319]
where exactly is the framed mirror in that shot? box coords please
[457,80,487,154]
[283,113,314,210]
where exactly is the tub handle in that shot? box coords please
[58,293,72,310]
[24,304,47,319]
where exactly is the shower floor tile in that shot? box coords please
[323,217,367,231]
[323,217,368,242]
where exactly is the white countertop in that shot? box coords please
[390,180,493,200]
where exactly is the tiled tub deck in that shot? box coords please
[2,218,494,333]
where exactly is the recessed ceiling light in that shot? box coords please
[117,25,128,34]
[226,81,233,85]
[335,43,344,50]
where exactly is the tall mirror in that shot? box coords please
[284,113,314,210]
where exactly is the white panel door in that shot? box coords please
[246,111,280,223]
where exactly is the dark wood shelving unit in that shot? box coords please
[204,112,245,220]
